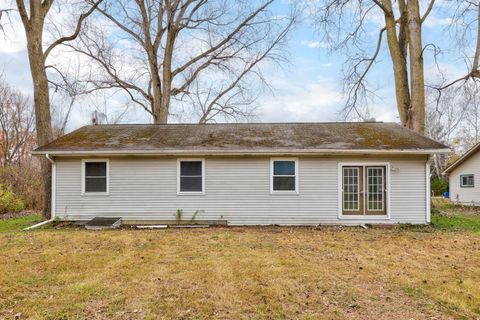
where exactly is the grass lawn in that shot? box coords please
[0,214,42,232]
[0,213,479,319]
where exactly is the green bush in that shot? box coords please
[0,165,42,210]
[431,178,448,196]
[0,184,25,214]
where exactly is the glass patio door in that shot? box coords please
[342,165,386,216]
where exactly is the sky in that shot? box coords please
[0,0,469,132]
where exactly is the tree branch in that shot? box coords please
[421,0,435,23]
[43,0,104,60]
[172,0,273,77]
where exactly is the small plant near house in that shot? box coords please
[0,184,25,215]
[190,210,199,223]
[174,209,200,224]
[175,209,184,224]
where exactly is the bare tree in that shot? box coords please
[425,87,469,177]
[14,0,103,218]
[311,0,435,133]
[457,83,480,151]
[0,8,15,34]
[432,1,480,91]
[0,78,35,167]
[69,0,294,124]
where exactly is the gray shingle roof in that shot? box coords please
[33,122,449,155]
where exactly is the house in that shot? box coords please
[443,142,480,204]
[32,122,449,226]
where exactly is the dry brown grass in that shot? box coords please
[432,197,480,216]
[1,227,479,319]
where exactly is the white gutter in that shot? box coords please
[31,148,451,156]
[24,154,56,230]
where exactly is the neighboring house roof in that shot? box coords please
[32,122,450,155]
[443,142,480,174]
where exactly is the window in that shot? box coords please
[82,160,108,194]
[339,164,388,217]
[178,160,204,194]
[271,159,298,192]
[460,174,474,188]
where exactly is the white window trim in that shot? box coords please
[270,158,299,194]
[337,162,391,220]
[177,158,205,195]
[81,159,109,196]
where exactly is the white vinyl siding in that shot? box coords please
[449,150,480,204]
[54,156,428,225]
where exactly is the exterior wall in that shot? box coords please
[53,155,428,225]
[449,150,480,204]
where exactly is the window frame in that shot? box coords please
[81,159,109,196]
[460,174,474,188]
[337,162,391,220]
[177,158,205,195]
[270,158,299,194]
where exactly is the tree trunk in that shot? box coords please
[148,53,164,124]
[156,22,175,124]
[383,0,411,127]
[407,0,426,134]
[25,27,54,219]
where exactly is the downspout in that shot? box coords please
[24,154,56,230]
[426,155,431,224]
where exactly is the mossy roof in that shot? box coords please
[34,122,449,154]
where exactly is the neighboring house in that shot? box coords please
[443,143,480,204]
[32,122,449,225]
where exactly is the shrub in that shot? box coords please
[0,184,25,214]
[0,165,42,211]
[431,178,448,197]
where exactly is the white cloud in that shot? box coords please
[368,102,399,123]
[424,61,465,86]
[423,15,452,28]
[0,18,27,54]
[300,40,329,49]
[257,71,343,122]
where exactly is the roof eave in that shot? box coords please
[32,148,451,156]
[443,143,480,175]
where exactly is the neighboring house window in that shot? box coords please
[82,160,108,194]
[460,174,474,188]
[178,159,204,193]
[271,159,298,192]
[339,164,388,216]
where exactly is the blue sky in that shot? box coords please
[0,0,468,131]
